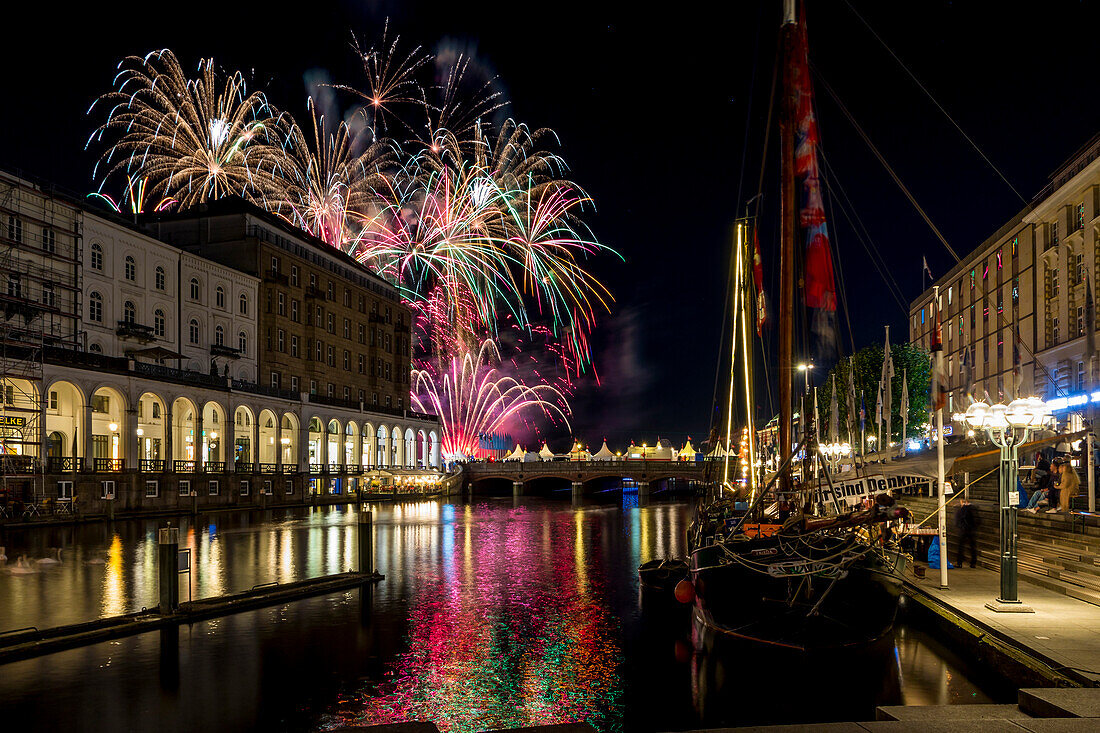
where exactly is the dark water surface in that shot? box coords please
[0,497,1010,732]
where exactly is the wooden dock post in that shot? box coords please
[359,510,374,576]
[158,523,180,613]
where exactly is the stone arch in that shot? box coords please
[90,384,126,467]
[404,428,415,468]
[308,416,324,467]
[202,400,227,464]
[345,421,359,467]
[258,409,278,464]
[171,396,199,462]
[363,422,376,468]
[234,405,255,467]
[392,426,404,467]
[416,429,427,468]
[280,412,299,466]
[327,419,341,468]
[137,391,167,463]
[44,379,84,463]
[376,424,389,467]
[429,430,440,468]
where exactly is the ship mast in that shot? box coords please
[778,0,798,495]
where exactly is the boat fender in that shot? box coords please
[674,579,696,604]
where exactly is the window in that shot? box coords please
[264,480,274,496]
[189,319,200,344]
[42,227,55,253]
[1053,268,1060,297]
[310,380,317,395]
[358,354,365,373]
[385,306,391,323]
[1051,221,1059,248]
[123,301,136,324]
[7,216,22,242]
[1012,278,1019,305]
[146,480,161,498]
[89,343,102,353]
[239,331,248,354]
[1078,306,1085,336]
[285,479,293,495]
[290,265,299,286]
[327,383,335,397]
[271,371,280,389]
[327,313,334,333]
[42,283,54,308]
[327,281,334,300]
[277,329,285,352]
[99,481,115,500]
[1077,254,1085,284]
[291,300,299,322]
[309,273,316,288]
[7,274,20,298]
[1078,362,1086,391]
[208,480,220,496]
[358,324,365,344]
[344,289,351,307]
[372,392,378,405]
[290,335,298,358]
[947,286,952,305]
[343,318,350,339]
[215,325,224,346]
[239,293,248,315]
[88,292,103,321]
[343,350,350,370]
[271,256,280,274]
[152,402,160,419]
[154,309,166,338]
[327,346,335,366]
[216,286,225,308]
[190,278,200,300]
[1053,317,1060,344]
[343,386,351,400]
[1077,203,1085,230]
[1011,236,1018,259]
[240,480,250,496]
[358,294,365,313]
[291,376,299,392]
[277,293,285,316]
[49,391,58,410]
[358,389,365,402]
[315,339,323,361]
[386,395,392,407]
[176,480,189,497]
[155,267,166,290]
[124,255,136,281]
[91,243,103,270]
[55,480,73,499]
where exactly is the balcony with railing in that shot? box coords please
[139,459,166,473]
[94,458,123,472]
[263,268,289,285]
[116,320,156,343]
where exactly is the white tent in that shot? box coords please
[678,440,698,461]
[569,441,590,461]
[503,444,526,462]
[592,440,616,461]
[706,443,728,460]
[649,438,675,461]
[539,443,555,461]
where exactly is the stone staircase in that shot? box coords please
[948,472,1100,606]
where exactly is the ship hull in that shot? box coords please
[689,535,904,651]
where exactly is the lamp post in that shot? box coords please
[797,363,814,395]
[962,397,1053,612]
[819,441,851,474]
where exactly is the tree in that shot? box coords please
[816,342,931,446]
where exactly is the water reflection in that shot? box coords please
[0,498,1009,733]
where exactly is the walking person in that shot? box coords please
[953,498,980,569]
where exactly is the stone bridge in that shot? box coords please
[462,459,715,497]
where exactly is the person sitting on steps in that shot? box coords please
[1046,457,1079,514]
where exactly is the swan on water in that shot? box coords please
[35,547,62,565]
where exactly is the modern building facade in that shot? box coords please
[911,133,1100,428]
[0,169,442,517]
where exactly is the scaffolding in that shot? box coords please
[0,171,83,503]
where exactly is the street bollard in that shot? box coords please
[358,510,374,576]
[158,523,180,613]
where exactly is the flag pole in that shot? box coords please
[934,285,949,589]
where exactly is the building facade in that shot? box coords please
[147,201,412,410]
[0,169,443,516]
[911,133,1100,427]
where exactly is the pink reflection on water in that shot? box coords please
[325,505,623,732]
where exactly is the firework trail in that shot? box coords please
[86,176,176,215]
[411,340,571,459]
[88,49,288,207]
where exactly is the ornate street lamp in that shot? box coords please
[819,441,851,473]
[962,396,1053,612]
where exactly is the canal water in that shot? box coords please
[0,497,1011,732]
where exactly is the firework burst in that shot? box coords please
[411,340,571,459]
[88,49,288,206]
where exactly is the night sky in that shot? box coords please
[3,1,1099,447]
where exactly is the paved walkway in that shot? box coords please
[909,566,1100,685]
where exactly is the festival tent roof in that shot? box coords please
[568,441,591,460]
[539,443,556,461]
[503,444,526,461]
[592,441,616,461]
[706,443,728,459]
[678,440,698,460]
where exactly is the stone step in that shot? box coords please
[1019,687,1100,718]
[875,704,1031,722]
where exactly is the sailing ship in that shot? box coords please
[686,0,909,651]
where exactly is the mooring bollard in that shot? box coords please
[158,523,180,613]
[358,510,374,576]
